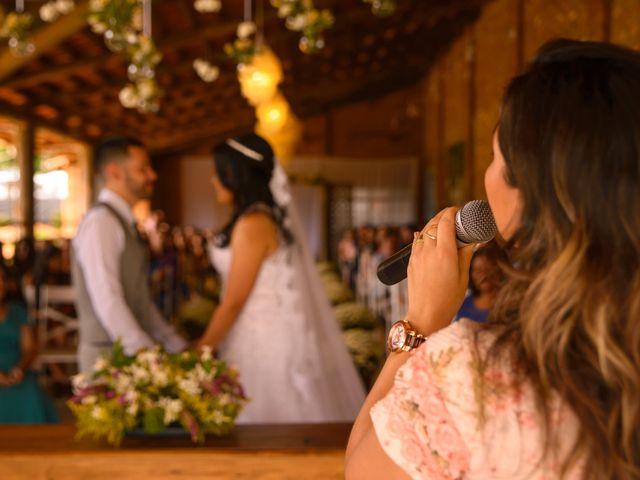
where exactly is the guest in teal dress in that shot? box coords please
[0,269,59,424]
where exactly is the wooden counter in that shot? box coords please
[0,423,351,479]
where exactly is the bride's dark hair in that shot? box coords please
[212,133,291,247]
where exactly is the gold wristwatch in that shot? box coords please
[387,320,426,353]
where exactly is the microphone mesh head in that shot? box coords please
[455,200,497,244]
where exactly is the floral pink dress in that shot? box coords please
[371,319,584,479]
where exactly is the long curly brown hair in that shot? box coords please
[489,39,640,478]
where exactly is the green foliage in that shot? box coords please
[334,302,378,330]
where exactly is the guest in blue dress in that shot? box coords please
[454,242,504,323]
[0,269,59,424]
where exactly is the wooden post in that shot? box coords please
[16,121,35,239]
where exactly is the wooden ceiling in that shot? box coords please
[0,0,489,155]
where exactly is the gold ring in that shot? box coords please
[425,224,437,241]
[413,231,424,244]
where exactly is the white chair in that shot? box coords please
[27,285,79,368]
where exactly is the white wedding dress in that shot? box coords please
[209,200,366,424]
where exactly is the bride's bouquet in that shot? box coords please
[68,343,247,446]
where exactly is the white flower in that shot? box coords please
[158,398,183,424]
[200,346,213,362]
[137,79,157,100]
[131,364,151,383]
[55,0,75,15]
[90,22,107,34]
[93,356,109,371]
[137,350,159,365]
[91,406,108,421]
[127,403,139,417]
[71,373,88,393]
[194,0,221,13]
[82,395,97,405]
[237,21,256,39]
[218,393,232,406]
[119,84,138,108]
[151,369,169,388]
[194,59,220,82]
[286,14,307,31]
[40,3,59,22]
[278,4,293,18]
[178,377,201,396]
[115,372,134,393]
[211,410,225,424]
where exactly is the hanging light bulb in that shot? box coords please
[256,93,290,134]
[238,47,283,105]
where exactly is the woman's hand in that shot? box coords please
[8,367,24,384]
[406,207,474,336]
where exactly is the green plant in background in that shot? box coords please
[334,302,378,330]
[174,295,217,341]
[270,0,334,54]
[362,0,397,17]
[342,328,385,386]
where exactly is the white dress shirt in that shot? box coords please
[73,189,187,355]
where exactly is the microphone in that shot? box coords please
[376,200,497,286]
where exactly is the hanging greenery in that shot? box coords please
[362,0,397,17]
[270,0,334,54]
[0,11,35,57]
[224,20,258,64]
[88,0,163,113]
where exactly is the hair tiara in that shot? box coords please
[226,138,264,162]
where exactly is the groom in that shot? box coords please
[72,136,187,373]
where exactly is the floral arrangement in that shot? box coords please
[362,0,397,17]
[270,0,334,54]
[88,0,163,112]
[0,11,35,57]
[68,342,247,447]
[318,269,354,305]
[224,20,258,64]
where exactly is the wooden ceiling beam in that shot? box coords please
[0,1,91,82]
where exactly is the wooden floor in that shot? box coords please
[0,423,351,479]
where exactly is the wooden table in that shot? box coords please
[0,423,351,480]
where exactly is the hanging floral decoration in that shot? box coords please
[89,0,163,113]
[223,20,258,64]
[362,0,397,17]
[193,58,220,82]
[193,0,222,13]
[0,11,35,57]
[39,0,76,23]
[270,0,334,54]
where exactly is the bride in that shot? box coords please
[196,133,366,424]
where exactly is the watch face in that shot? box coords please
[388,322,407,351]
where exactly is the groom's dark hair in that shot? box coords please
[94,135,144,175]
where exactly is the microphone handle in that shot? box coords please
[376,237,470,286]
[376,242,413,286]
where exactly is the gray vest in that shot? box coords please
[72,203,155,373]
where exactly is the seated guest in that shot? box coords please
[346,39,640,478]
[0,268,58,424]
[454,242,503,323]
